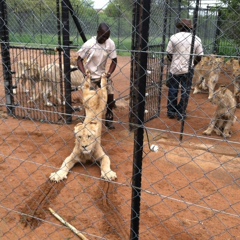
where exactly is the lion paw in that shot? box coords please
[203,130,211,135]
[222,131,231,138]
[46,101,53,107]
[193,88,201,94]
[214,129,222,136]
[101,170,117,181]
[49,171,68,182]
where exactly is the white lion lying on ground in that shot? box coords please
[30,63,84,107]
[49,72,117,182]
[203,85,237,138]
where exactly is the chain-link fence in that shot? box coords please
[1,0,240,239]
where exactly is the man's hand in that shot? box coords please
[106,72,111,78]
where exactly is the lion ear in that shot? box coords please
[74,122,83,133]
[220,85,227,94]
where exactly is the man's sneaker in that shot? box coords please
[177,114,186,121]
[167,115,175,119]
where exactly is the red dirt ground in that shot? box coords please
[0,56,240,239]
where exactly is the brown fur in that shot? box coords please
[193,55,225,99]
[226,59,240,106]
[203,86,237,138]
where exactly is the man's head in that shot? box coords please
[97,23,110,44]
[176,19,193,32]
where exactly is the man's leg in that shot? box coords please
[105,78,115,129]
[167,75,179,119]
[177,71,193,120]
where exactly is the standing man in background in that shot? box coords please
[77,22,117,129]
[166,18,203,121]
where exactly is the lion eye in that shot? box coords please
[88,135,91,139]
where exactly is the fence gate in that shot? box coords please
[9,46,68,124]
[0,0,86,124]
[144,45,167,123]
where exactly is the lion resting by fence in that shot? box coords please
[13,60,40,95]
[49,72,117,182]
[203,85,237,138]
[14,60,85,106]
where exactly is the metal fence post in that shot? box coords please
[62,0,72,124]
[179,0,200,141]
[0,0,14,116]
[130,1,151,239]
[213,9,222,54]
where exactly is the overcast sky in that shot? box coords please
[93,0,109,9]
[92,0,221,9]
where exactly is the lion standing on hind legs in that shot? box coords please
[49,72,117,182]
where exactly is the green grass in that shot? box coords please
[218,39,239,56]
[10,33,59,47]
[9,33,238,57]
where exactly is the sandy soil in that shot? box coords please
[0,55,240,239]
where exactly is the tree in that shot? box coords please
[218,0,240,45]
[105,0,132,19]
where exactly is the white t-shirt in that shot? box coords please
[166,32,204,75]
[77,36,117,79]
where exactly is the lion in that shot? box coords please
[13,60,40,95]
[193,55,224,99]
[227,59,240,106]
[223,58,240,107]
[49,72,117,182]
[83,70,108,120]
[28,63,84,106]
[49,120,117,182]
[203,85,237,138]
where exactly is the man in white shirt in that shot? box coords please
[77,23,117,129]
[166,19,204,121]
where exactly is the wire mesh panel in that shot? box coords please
[144,46,166,123]
[10,46,68,123]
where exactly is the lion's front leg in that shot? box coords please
[222,119,234,138]
[50,150,80,182]
[213,119,224,136]
[203,117,217,136]
[95,145,117,181]
[100,155,117,181]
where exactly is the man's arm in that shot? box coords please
[106,57,117,78]
[167,53,173,63]
[194,55,202,67]
[77,56,86,77]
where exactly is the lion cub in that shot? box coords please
[203,86,237,138]
[193,55,224,99]
[50,72,117,182]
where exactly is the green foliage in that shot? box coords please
[219,0,240,46]
[6,0,94,15]
[105,0,132,20]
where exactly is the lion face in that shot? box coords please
[74,121,100,155]
[16,60,40,81]
[211,86,236,109]
[211,85,231,106]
